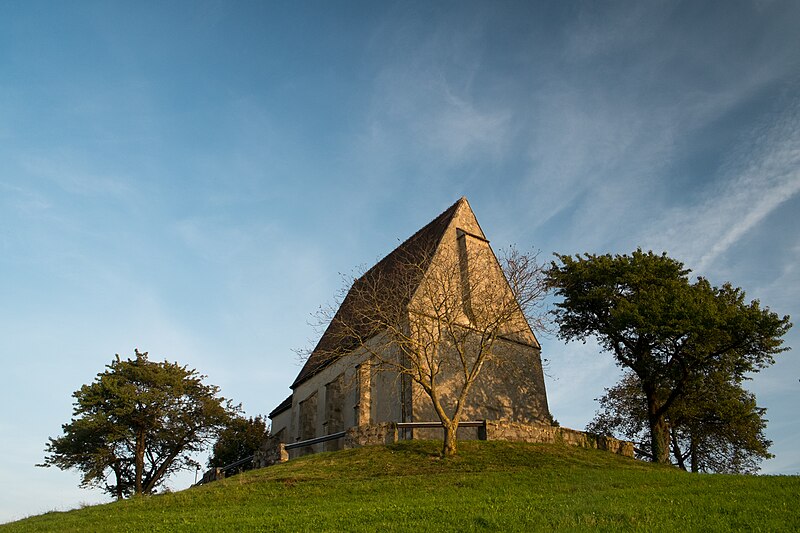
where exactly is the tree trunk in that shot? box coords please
[134,429,146,495]
[442,422,458,457]
[112,464,124,500]
[671,427,686,471]
[644,389,670,464]
[649,416,670,464]
[426,381,460,457]
[690,437,699,473]
[144,438,187,494]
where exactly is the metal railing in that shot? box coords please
[196,454,256,486]
[285,430,347,450]
[396,420,486,429]
[221,455,254,472]
[397,420,487,440]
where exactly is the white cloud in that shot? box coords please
[427,87,511,162]
[642,101,800,273]
[564,1,673,60]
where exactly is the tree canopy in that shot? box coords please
[208,415,269,470]
[547,249,791,464]
[40,350,238,498]
[587,370,773,473]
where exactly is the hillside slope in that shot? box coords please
[3,441,798,532]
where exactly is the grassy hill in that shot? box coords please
[3,441,798,532]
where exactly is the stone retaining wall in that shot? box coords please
[339,420,633,457]
[199,467,225,484]
[343,422,399,448]
[484,421,633,457]
[252,436,289,468]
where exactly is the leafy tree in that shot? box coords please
[547,250,791,464]
[672,374,772,473]
[588,370,773,473]
[40,350,238,498]
[208,415,269,469]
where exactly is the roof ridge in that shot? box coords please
[361,197,466,278]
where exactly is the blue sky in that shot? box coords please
[1,0,799,522]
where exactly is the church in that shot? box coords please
[266,197,554,456]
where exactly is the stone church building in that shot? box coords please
[254,198,633,467]
[266,197,555,454]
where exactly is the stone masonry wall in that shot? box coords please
[341,421,632,457]
[245,420,632,478]
[252,436,289,469]
[343,423,399,448]
[484,421,634,457]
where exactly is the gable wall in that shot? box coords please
[409,337,549,426]
[407,201,549,431]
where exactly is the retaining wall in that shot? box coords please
[338,420,633,457]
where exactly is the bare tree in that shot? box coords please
[308,236,549,456]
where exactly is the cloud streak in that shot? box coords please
[643,99,800,272]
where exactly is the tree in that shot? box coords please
[547,249,791,464]
[40,350,238,498]
[313,242,549,457]
[669,371,772,473]
[588,370,773,473]
[208,415,269,469]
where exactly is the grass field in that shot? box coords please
[3,440,798,532]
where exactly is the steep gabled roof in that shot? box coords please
[268,394,293,419]
[291,197,467,389]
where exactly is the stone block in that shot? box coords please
[343,423,398,448]
[252,436,289,469]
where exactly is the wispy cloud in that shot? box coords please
[351,8,515,195]
[367,66,512,166]
[425,82,511,162]
[19,151,134,199]
[0,182,52,214]
[512,0,800,251]
[643,100,800,272]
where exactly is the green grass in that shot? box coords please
[4,441,798,532]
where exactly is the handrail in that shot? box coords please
[285,430,347,450]
[196,454,256,486]
[221,455,254,472]
[268,420,489,454]
[396,420,486,429]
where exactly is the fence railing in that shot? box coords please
[221,455,254,473]
[397,420,487,440]
[396,420,486,429]
[285,430,347,450]
[284,421,489,451]
[196,454,255,486]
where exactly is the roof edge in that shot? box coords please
[289,197,468,389]
[268,394,293,418]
